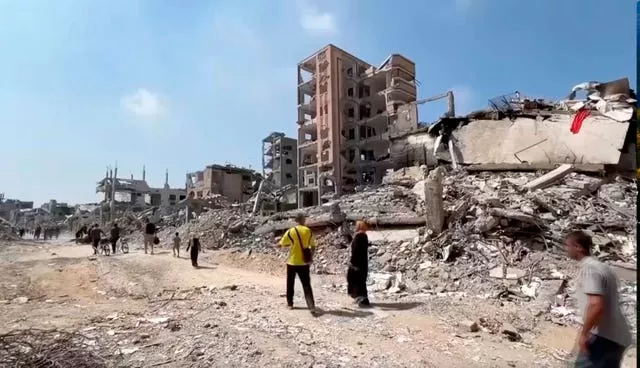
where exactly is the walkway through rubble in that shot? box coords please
[0,240,636,367]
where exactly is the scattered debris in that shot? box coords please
[0,329,115,368]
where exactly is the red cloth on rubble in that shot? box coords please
[570,109,591,134]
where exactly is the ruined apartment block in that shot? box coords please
[186,164,257,203]
[97,167,187,208]
[262,132,298,188]
[297,44,418,207]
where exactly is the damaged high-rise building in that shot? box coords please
[297,44,418,207]
[262,132,298,188]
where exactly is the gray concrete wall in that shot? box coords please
[389,131,438,168]
[452,115,629,165]
[390,114,631,169]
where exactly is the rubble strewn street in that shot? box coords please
[0,67,636,367]
[0,239,635,368]
[111,166,637,338]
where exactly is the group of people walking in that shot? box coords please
[75,218,204,267]
[145,219,203,267]
[19,226,60,240]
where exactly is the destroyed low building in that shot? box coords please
[96,166,187,207]
[390,78,636,174]
[186,164,259,203]
[0,195,33,222]
[40,199,74,217]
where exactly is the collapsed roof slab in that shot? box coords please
[451,115,629,165]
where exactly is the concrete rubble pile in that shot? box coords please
[113,163,636,332]
[138,201,269,250]
[0,217,19,241]
[239,165,636,331]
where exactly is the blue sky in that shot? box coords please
[0,0,635,205]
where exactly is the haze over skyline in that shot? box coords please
[0,0,635,206]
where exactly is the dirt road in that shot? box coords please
[0,238,636,367]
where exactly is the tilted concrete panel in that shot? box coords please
[451,115,630,165]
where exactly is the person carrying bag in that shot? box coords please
[275,212,317,315]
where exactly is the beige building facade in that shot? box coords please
[186,164,257,203]
[297,44,418,207]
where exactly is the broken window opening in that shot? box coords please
[285,158,293,164]
[348,128,355,140]
[347,108,355,118]
[359,104,371,119]
[285,173,293,179]
[347,88,354,97]
[358,86,371,99]
[346,67,353,77]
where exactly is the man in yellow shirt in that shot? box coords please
[277,213,317,314]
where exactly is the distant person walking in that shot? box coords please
[18,228,24,238]
[276,213,317,315]
[186,236,203,267]
[347,221,371,307]
[76,225,88,243]
[90,224,105,255]
[565,231,631,367]
[110,223,121,254]
[34,226,41,240]
[143,219,156,255]
[172,232,181,258]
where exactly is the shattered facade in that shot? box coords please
[297,44,418,208]
[0,197,33,222]
[262,132,297,188]
[41,200,73,217]
[97,167,187,208]
[186,164,258,203]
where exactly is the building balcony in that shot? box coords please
[379,54,416,75]
[380,77,416,102]
[298,97,316,115]
[298,139,318,154]
[298,76,316,96]
[298,118,317,133]
[359,132,390,147]
[356,110,387,126]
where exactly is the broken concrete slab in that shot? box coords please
[523,164,574,191]
[452,116,629,165]
[367,229,420,243]
[489,266,526,280]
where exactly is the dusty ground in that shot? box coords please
[0,237,636,368]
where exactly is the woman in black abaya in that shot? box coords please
[347,221,370,307]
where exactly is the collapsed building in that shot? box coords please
[390,78,636,175]
[186,164,259,203]
[297,44,418,207]
[96,166,187,208]
[253,132,299,215]
[0,195,33,222]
